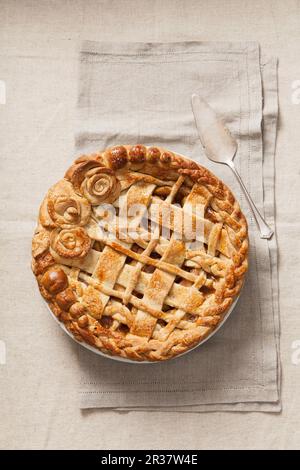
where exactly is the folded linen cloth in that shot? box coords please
[76,41,280,411]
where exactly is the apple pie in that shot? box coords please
[32,145,248,361]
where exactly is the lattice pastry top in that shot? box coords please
[32,145,248,361]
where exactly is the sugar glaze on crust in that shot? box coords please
[32,145,248,361]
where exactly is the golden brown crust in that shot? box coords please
[50,227,92,259]
[65,160,121,205]
[32,145,248,362]
[40,267,69,295]
[39,179,91,229]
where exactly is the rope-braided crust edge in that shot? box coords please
[32,145,248,362]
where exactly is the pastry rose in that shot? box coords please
[50,227,92,259]
[39,180,91,229]
[65,159,121,205]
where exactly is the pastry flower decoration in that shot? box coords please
[39,179,91,229]
[65,158,121,205]
[50,227,92,259]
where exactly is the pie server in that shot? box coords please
[191,93,274,240]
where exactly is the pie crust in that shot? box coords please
[32,145,248,361]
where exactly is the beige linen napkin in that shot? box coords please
[76,41,280,411]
